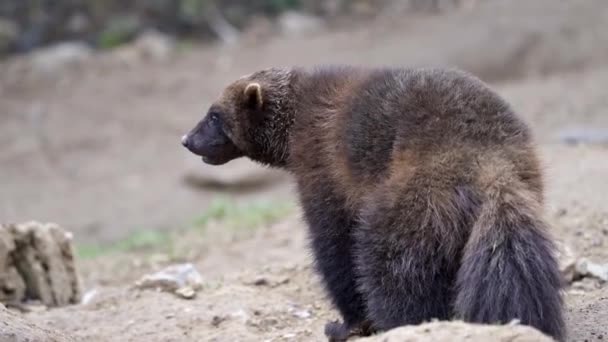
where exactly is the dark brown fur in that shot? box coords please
[182,66,565,341]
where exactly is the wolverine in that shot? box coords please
[181,66,565,341]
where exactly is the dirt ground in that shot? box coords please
[1,0,607,341]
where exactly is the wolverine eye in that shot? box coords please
[208,112,221,126]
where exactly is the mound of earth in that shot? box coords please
[359,321,553,342]
[0,303,75,342]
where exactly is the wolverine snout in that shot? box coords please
[181,133,202,155]
[181,133,203,155]
[181,134,189,148]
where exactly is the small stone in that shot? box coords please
[253,276,270,286]
[261,317,279,327]
[230,309,249,323]
[567,289,586,296]
[571,278,600,292]
[293,309,311,319]
[211,315,226,327]
[135,263,204,299]
[80,288,98,305]
[555,241,577,283]
[555,208,568,218]
[575,258,608,282]
[175,286,196,299]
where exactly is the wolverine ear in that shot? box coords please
[244,82,263,110]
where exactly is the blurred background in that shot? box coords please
[1,0,608,247]
[1,1,608,340]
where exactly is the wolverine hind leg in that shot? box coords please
[353,185,476,331]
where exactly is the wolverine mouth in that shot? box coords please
[201,155,229,166]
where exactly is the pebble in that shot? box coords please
[211,315,226,327]
[134,263,204,299]
[555,241,577,283]
[292,309,311,319]
[575,258,608,282]
[175,286,196,299]
[230,309,249,323]
[80,288,98,305]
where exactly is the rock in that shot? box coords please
[80,288,98,305]
[135,263,204,299]
[229,308,250,323]
[358,321,553,342]
[211,315,227,327]
[277,11,324,37]
[555,241,577,283]
[0,304,76,342]
[0,222,81,307]
[571,278,601,292]
[558,127,608,145]
[175,286,196,299]
[575,258,608,282]
[0,228,26,303]
[292,309,311,319]
[27,42,92,75]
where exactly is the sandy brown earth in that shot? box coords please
[1,0,607,341]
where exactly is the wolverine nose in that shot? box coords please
[181,134,189,148]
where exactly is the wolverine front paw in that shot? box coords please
[324,320,375,341]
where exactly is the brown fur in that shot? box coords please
[182,65,565,341]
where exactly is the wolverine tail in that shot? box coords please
[454,184,565,341]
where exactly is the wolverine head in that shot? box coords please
[182,68,294,166]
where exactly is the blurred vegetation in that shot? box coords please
[0,0,462,55]
[76,197,294,259]
[0,0,317,54]
[192,197,293,230]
